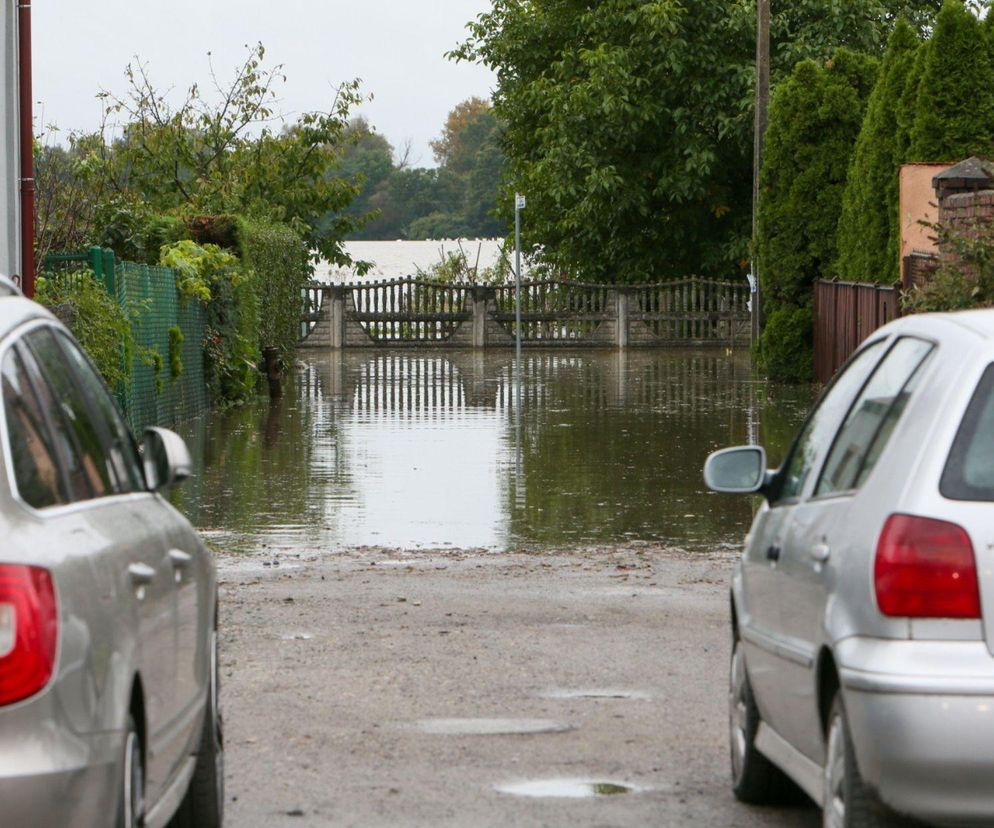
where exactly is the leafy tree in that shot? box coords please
[430,97,494,173]
[909,0,994,160]
[452,0,938,283]
[836,18,921,284]
[93,44,365,269]
[756,50,879,378]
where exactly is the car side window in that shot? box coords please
[815,337,933,497]
[53,331,145,493]
[23,327,115,500]
[1,348,68,509]
[775,340,886,503]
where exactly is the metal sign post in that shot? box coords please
[514,194,526,360]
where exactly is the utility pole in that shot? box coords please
[751,0,770,344]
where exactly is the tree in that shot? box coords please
[93,44,366,268]
[756,50,879,379]
[430,97,493,173]
[909,0,994,161]
[452,0,940,283]
[836,18,921,284]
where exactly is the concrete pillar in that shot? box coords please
[330,286,346,349]
[614,288,629,349]
[471,286,489,349]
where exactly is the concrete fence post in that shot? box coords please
[613,287,630,349]
[471,286,489,349]
[330,285,346,349]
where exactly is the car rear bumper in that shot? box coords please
[838,638,994,827]
[0,718,122,828]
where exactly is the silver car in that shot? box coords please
[706,308,994,827]
[0,276,223,828]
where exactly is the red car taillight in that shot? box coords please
[0,565,57,706]
[875,514,981,619]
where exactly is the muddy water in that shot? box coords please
[173,350,814,554]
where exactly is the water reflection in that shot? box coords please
[174,350,814,553]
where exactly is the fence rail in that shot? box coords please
[813,279,900,383]
[302,276,751,350]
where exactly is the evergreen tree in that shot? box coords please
[895,39,930,160]
[836,19,921,284]
[756,49,879,380]
[909,0,994,161]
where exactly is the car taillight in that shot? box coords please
[875,514,981,619]
[0,565,57,706]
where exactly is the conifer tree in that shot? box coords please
[836,19,921,284]
[895,39,930,160]
[909,0,994,161]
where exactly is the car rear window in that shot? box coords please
[941,364,994,501]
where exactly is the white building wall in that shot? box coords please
[0,2,19,283]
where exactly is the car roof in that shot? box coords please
[878,307,994,344]
[0,291,56,339]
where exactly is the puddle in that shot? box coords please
[217,559,304,575]
[411,718,573,736]
[541,689,652,701]
[280,633,314,641]
[496,778,641,798]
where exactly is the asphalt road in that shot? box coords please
[218,545,821,827]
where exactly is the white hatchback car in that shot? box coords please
[706,309,994,827]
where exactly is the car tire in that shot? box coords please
[824,693,917,828]
[729,638,798,804]
[118,714,145,828]
[170,629,224,828]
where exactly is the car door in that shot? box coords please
[46,328,209,791]
[19,325,181,800]
[746,338,887,741]
[776,336,935,760]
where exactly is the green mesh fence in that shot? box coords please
[115,261,207,434]
[43,249,209,435]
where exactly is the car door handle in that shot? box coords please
[169,549,193,569]
[128,563,156,586]
[810,543,831,563]
[766,545,781,562]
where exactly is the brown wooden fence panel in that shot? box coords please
[813,280,901,383]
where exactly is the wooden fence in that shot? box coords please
[813,280,900,383]
[301,276,751,350]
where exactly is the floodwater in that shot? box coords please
[173,350,814,554]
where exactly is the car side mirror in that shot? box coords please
[704,446,769,494]
[143,427,192,491]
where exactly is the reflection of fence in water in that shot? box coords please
[352,279,471,343]
[351,355,470,419]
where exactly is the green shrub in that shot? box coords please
[836,20,921,284]
[235,218,309,366]
[758,50,879,310]
[756,306,815,384]
[902,218,994,312]
[35,271,133,388]
[168,326,184,379]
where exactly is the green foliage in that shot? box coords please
[413,242,512,285]
[93,43,364,269]
[758,51,879,308]
[902,218,994,312]
[35,272,132,388]
[159,240,259,406]
[836,19,921,284]
[755,306,815,384]
[236,218,310,364]
[168,326,184,380]
[909,0,994,161]
[452,0,940,283]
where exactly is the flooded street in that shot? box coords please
[176,349,814,554]
[192,348,821,827]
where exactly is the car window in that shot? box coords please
[816,337,933,497]
[1,349,68,509]
[53,331,145,493]
[941,363,994,501]
[23,327,115,500]
[775,339,886,503]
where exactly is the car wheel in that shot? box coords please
[730,638,797,804]
[824,693,916,828]
[171,629,224,828]
[118,715,145,828]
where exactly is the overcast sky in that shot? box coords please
[34,0,496,167]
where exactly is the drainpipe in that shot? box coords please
[18,0,34,297]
